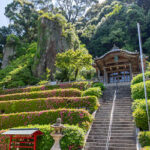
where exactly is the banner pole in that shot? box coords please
[137,23,150,131]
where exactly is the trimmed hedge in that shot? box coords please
[131,81,150,100]
[0,109,93,130]
[0,124,85,150]
[0,82,89,95]
[92,82,105,91]
[0,96,99,114]
[131,72,150,85]
[133,102,150,130]
[132,99,150,111]
[0,88,81,101]
[139,131,150,147]
[82,87,102,98]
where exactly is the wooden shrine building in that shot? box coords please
[93,45,147,84]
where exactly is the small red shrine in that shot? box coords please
[2,128,43,150]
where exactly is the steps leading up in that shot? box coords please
[85,84,136,150]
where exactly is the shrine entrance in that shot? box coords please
[108,71,130,83]
[93,45,147,84]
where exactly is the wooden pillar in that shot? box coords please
[98,68,100,80]
[104,68,107,84]
[129,64,132,81]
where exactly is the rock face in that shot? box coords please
[1,46,16,69]
[32,16,79,80]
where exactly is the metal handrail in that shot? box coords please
[105,90,116,150]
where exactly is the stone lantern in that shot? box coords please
[50,118,65,150]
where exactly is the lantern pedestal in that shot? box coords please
[50,134,64,150]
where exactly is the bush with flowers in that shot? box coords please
[0,96,99,114]
[0,109,93,130]
[0,124,85,150]
[0,88,81,101]
[0,82,89,95]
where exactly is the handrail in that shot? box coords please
[105,90,116,150]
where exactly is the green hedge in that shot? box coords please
[0,82,89,95]
[143,146,150,150]
[0,89,81,101]
[0,124,85,150]
[0,109,93,130]
[82,87,102,98]
[139,131,150,147]
[132,99,150,111]
[0,96,99,114]
[133,102,150,130]
[131,72,150,85]
[92,82,105,91]
[131,81,150,100]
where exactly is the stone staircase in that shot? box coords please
[85,83,137,150]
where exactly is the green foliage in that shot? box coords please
[0,96,99,114]
[133,100,150,130]
[0,43,39,89]
[6,34,20,46]
[77,1,150,57]
[55,48,93,81]
[82,87,102,98]
[131,72,150,85]
[5,0,39,42]
[139,131,150,147]
[0,88,82,101]
[92,82,105,91]
[1,124,85,150]
[0,109,93,130]
[131,81,150,100]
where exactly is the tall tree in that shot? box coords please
[56,0,98,23]
[5,0,39,42]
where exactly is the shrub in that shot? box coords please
[0,82,88,95]
[0,89,81,101]
[92,82,105,91]
[0,124,85,150]
[82,87,102,98]
[0,96,99,114]
[133,102,150,130]
[0,109,93,130]
[143,146,150,150]
[131,72,150,85]
[139,131,150,147]
[131,81,150,100]
[131,99,150,111]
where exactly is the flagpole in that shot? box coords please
[137,23,150,131]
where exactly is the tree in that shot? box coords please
[5,0,39,42]
[55,48,93,81]
[56,0,98,23]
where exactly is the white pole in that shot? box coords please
[137,23,150,131]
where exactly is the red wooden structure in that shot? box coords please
[2,128,43,150]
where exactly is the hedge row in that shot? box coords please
[0,82,89,95]
[131,72,150,85]
[0,96,99,114]
[131,81,150,100]
[139,131,150,147]
[132,99,150,111]
[0,109,93,130]
[133,101,150,130]
[0,124,85,150]
[82,87,102,98]
[0,88,81,101]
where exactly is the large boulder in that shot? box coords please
[32,14,79,80]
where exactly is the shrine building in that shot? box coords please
[93,45,147,84]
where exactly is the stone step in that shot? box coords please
[86,142,136,147]
[84,146,136,150]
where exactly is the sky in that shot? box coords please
[0,0,106,27]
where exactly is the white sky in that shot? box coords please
[0,0,106,27]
